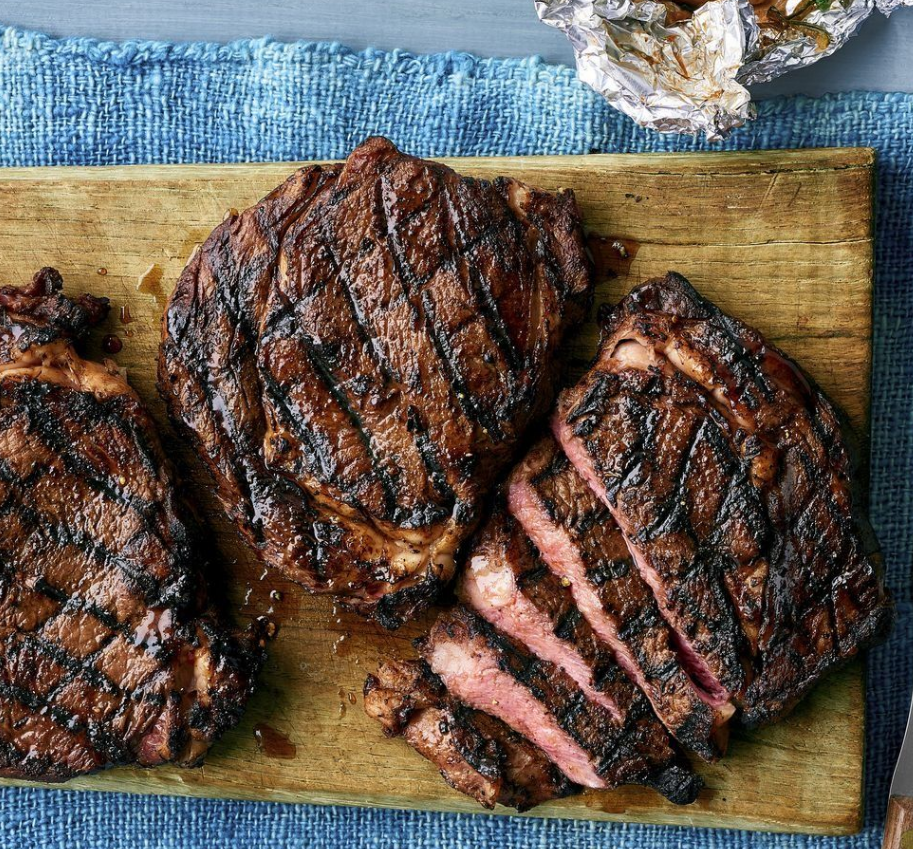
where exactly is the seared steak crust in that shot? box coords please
[507,437,731,760]
[159,137,592,627]
[555,272,893,726]
[421,607,701,804]
[364,658,575,811]
[0,270,264,781]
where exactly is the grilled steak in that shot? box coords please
[554,272,893,726]
[159,137,593,628]
[0,268,265,781]
[364,658,575,811]
[420,607,701,804]
[507,437,731,760]
[460,506,640,721]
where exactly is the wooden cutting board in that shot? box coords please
[0,148,874,835]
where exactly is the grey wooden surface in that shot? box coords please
[1,0,911,97]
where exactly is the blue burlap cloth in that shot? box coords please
[0,24,911,848]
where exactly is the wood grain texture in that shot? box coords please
[2,1,912,97]
[0,147,874,834]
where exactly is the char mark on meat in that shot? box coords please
[159,137,593,627]
[363,658,575,811]
[553,271,893,726]
[420,607,702,804]
[0,270,265,781]
[506,436,732,760]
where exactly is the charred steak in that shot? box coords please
[507,436,732,761]
[420,607,701,804]
[364,658,575,811]
[554,272,893,727]
[159,137,593,628]
[0,269,265,781]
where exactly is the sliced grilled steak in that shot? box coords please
[507,437,731,760]
[159,136,593,628]
[0,269,265,781]
[364,658,575,811]
[460,506,637,721]
[554,272,893,726]
[420,607,701,804]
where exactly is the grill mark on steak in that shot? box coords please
[13,384,174,551]
[257,366,339,491]
[27,579,138,649]
[494,177,572,307]
[555,272,893,726]
[439,176,522,376]
[364,658,575,811]
[632,416,709,543]
[421,607,701,804]
[418,286,505,441]
[405,406,458,507]
[160,137,593,626]
[306,223,401,386]
[0,470,165,605]
[507,436,732,761]
[0,549,169,769]
[263,199,453,526]
[0,272,266,781]
[163,165,343,547]
[377,172,505,441]
[292,329,401,521]
[278,173,467,515]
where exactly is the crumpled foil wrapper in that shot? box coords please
[877,0,912,15]
[536,0,905,139]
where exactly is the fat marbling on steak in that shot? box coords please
[0,269,265,781]
[159,137,593,628]
[553,272,893,727]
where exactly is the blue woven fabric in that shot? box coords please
[0,24,911,849]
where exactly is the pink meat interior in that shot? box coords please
[459,554,621,720]
[425,634,605,788]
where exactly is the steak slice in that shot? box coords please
[420,607,701,804]
[159,136,593,628]
[507,437,731,760]
[0,269,265,781]
[364,658,575,811]
[554,272,893,726]
[459,506,638,721]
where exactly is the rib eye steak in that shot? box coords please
[159,137,593,628]
[554,272,893,727]
[420,607,701,804]
[0,269,265,781]
[363,658,575,811]
[507,436,732,761]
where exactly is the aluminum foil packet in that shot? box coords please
[535,0,909,140]
[878,0,912,14]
